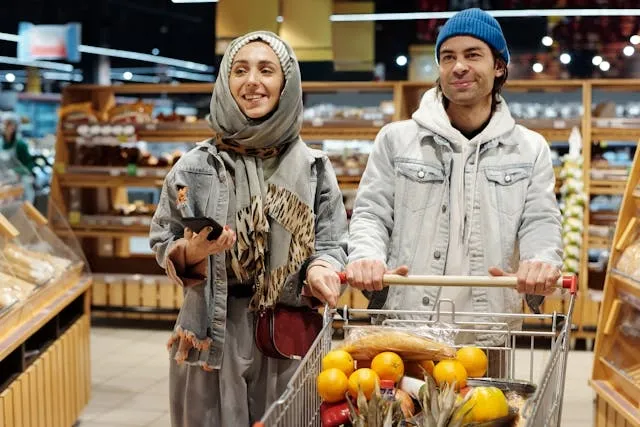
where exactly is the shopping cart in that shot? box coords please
[255,274,578,427]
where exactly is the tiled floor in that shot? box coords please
[78,326,595,427]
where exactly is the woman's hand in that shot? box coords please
[184,225,236,267]
[304,263,342,308]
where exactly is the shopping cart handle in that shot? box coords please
[337,272,578,295]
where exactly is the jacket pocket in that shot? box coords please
[396,160,445,212]
[484,165,531,216]
[173,169,215,218]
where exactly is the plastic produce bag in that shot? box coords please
[339,326,456,361]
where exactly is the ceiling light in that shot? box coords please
[396,55,408,66]
[532,63,543,73]
[560,53,571,64]
[592,55,603,66]
[276,16,284,23]
[623,45,635,56]
[5,73,15,83]
[599,61,610,71]
[13,83,24,91]
[152,48,160,56]
[0,55,72,72]
[542,36,553,47]
[330,8,640,22]
[631,35,640,45]
[123,71,133,80]
[0,32,213,72]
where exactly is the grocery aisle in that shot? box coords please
[77,326,595,427]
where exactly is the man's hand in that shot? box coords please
[184,225,236,267]
[489,260,560,295]
[345,259,409,292]
[304,263,342,308]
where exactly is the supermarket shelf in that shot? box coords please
[301,126,381,141]
[302,81,398,92]
[592,128,640,141]
[590,180,627,195]
[58,222,151,238]
[589,380,640,426]
[588,236,613,249]
[57,172,165,188]
[0,275,91,361]
[55,227,150,238]
[611,270,640,295]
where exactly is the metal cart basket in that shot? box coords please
[256,274,578,427]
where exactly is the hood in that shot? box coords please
[411,88,516,145]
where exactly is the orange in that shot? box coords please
[456,346,488,378]
[317,368,349,403]
[405,360,435,379]
[370,352,405,383]
[432,359,467,391]
[322,350,355,377]
[457,386,509,423]
[348,368,380,400]
[419,360,435,376]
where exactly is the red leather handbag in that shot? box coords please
[255,305,324,359]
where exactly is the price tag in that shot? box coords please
[68,211,81,225]
[311,118,324,127]
[553,120,566,129]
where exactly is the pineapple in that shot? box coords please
[415,375,474,427]
[346,381,405,427]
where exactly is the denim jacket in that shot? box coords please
[150,140,348,368]
[348,89,563,341]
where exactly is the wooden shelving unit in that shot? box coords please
[590,146,640,426]
[0,197,92,427]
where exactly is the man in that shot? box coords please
[346,8,562,353]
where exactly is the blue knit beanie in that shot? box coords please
[435,8,509,64]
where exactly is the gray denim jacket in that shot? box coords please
[150,140,348,368]
[349,90,563,341]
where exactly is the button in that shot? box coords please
[417,170,425,179]
[504,174,512,183]
[441,205,447,213]
[434,250,441,259]
[422,296,430,306]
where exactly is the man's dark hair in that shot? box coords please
[436,47,509,112]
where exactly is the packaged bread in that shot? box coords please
[0,286,19,310]
[59,102,99,125]
[617,238,640,280]
[339,327,456,361]
[1,243,57,285]
[108,101,153,124]
[0,272,36,298]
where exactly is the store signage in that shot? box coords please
[17,22,81,62]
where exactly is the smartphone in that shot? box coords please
[181,217,224,241]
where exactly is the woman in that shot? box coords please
[2,113,35,202]
[150,31,348,427]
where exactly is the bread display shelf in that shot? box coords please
[592,146,640,426]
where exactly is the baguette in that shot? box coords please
[339,329,456,361]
